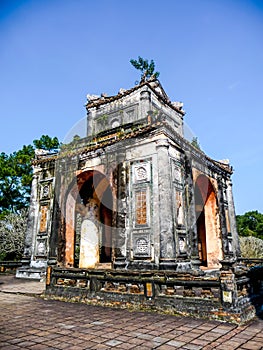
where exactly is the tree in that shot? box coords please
[33,135,60,151]
[239,236,263,258]
[130,56,160,82]
[0,135,60,215]
[236,211,263,241]
[0,209,28,261]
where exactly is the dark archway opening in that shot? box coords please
[195,182,207,266]
[194,174,222,268]
[72,170,113,267]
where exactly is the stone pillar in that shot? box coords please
[114,151,127,269]
[217,176,230,259]
[184,152,201,269]
[156,139,176,269]
[87,107,96,136]
[219,259,238,312]
[21,171,39,266]
[48,194,60,266]
[140,88,151,120]
[226,178,241,258]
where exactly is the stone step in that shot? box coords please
[16,267,46,280]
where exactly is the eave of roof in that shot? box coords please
[32,120,232,174]
[85,80,185,116]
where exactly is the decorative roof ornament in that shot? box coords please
[86,94,100,103]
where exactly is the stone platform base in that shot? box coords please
[44,266,262,324]
[16,267,46,280]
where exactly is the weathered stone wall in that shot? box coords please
[45,263,258,324]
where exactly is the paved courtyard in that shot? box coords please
[0,275,263,350]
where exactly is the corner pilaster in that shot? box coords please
[156,139,176,269]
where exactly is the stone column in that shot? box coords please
[87,107,96,136]
[140,88,151,120]
[226,178,241,258]
[114,150,127,269]
[48,193,59,266]
[217,176,230,259]
[219,259,239,316]
[184,151,201,269]
[21,170,39,266]
[156,139,176,269]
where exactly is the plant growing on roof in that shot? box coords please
[191,137,201,150]
[130,56,160,82]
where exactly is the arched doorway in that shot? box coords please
[65,170,113,268]
[194,175,222,268]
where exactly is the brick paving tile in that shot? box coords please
[167,339,186,347]
[0,337,22,345]
[1,290,263,350]
[203,332,222,341]
[229,336,249,344]
[114,334,133,342]
[105,339,123,346]
[52,342,71,349]
[162,330,184,339]
[29,344,55,350]
[90,344,111,349]
[141,341,161,348]
[89,336,108,344]
[190,338,211,346]
[128,337,145,345]
[194,325,217,331]
[240,341,263,350]
[115,342,136,349]
[147,330,166,337]
[100,331,119,339]
[174,334,198,342]
[156,345,180,350]
[177,326,200,332]
[188,328,206,334]
[202,345,217,350]
[136,333,153,340]
[16,340,37,347]
[153,336,170,343]
[182,344,203,350]
[203,327,228,334]
[202,334,222,343]
[218,340,242,349]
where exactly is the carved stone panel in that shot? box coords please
[179,237,187,254]
[36,238,47,256]
[132,162,151,183]
[132,231,151,258]
[172,161,184,188]
[39,181,51,200]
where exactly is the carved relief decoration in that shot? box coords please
[133,162,151,183]
[36,238,47,256]
[133,232,151,257]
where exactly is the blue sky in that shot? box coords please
[0,0,262,214]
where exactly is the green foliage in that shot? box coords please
[0,135,60,214]
[33,135,60,151]
[236,211,263,241]
[130,56,160,81]
[191,137,201,150]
